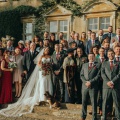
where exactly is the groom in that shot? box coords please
[23,42,39,80]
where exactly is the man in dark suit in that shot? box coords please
[52,44,64,102]
[101,49,120,120]
[96,29,104,44]
[103,26,116,43]
[95,47,107,115]
[80,53,101,120]
[75,47,88,104]
[23,42,38,80]
[86,32,101,55]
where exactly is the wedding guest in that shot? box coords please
[56,32,64,43]
[102,42,110,58]
[59,43,67,57]
[32,35,40,48]
[95,47,107,115]
[68,31,75,46]
[18,40,24,55]
[63,48,76,103]
[86,32,101,55]
[23,40,30,53]
[96,29,104,43]
[43,31,49,40]
[74,33,84,51]
[0,50,13,104]
[52,44,64,102]
[75,47,87,104]
[36,40,43,52]
[80,53,100,120]
[13,47,23,98]
[90,46,99,59]
[49,33,57,48]
[23,42,38,80]
[101,49,120,120]
[103,26,116,42]
[87,30,92,41]
[80,32,87,45]
[60,39,68,50]
[5,40,14,52]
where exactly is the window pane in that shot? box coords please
[60,20,68,32]
[88,18,98,30]
[100,17,110,29]
[25,23,32,34]
[25,35,32,41]
[50,21,57,32]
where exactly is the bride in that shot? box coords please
[0,47,53,117]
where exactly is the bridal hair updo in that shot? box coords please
[42,47,50,57]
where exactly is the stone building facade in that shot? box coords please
[0,0,120,40]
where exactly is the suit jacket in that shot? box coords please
[101,61,120,89]
[103,33,116,41]
[85,39,101,55]
[75,55,88,73]
[51,52,64,74]
[75,40,85,50]
[96,35,103,44]
[80,62,101,90]
[23,50,38,72]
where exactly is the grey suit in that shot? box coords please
[51,52,64,101]
[80,62,101,120]
[101,61,120,120]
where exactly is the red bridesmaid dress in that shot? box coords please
[0,59,13,104]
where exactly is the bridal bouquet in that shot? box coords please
[8,61,17,69]
[41,62,51,76]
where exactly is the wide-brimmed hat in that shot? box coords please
[67,48,77,53]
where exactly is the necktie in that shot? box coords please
[92,40,95,46]
[89,63,92,68]
[116,57,119,62]
[56,53,60,60]
[101,58,104,63]
[109,33,111,40]
[119,36,120,42]
[110,61,113,70]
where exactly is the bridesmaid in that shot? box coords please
[0,50,13,104]
[13,47,23,98]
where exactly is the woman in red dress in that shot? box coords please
[0,50,13,104]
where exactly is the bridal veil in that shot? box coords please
[0,48,44,117]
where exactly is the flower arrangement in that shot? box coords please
[40,61,51,76]
[8,61,17,69]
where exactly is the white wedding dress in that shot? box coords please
[0,48,53,117]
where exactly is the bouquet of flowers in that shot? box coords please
[8,61,17,69]
[41,62,51,76]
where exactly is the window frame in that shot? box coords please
[87,16,111,33]
[49,19,69,40]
